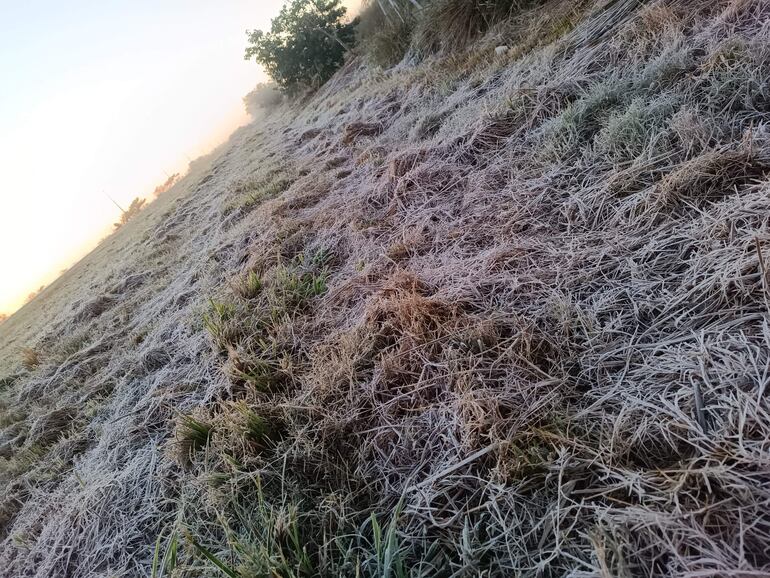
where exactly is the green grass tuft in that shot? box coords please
[175,413,214,465]
[232,271,263,300]
[202,299,240,349]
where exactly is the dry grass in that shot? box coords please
[2,0,770,576]
[414,0,532,54]
[19,348,39,371]
[356,0,417,68]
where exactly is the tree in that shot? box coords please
[25,286,45,304]
[153,174,180,198]
[114,197,146,230]
[245,0,356,94]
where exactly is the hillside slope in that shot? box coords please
[2,0,770,576]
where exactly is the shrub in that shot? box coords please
[243,83,283,116]
[244,0,356,94]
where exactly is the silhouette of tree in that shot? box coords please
[153,174,180,198]
[114,197,147,230]
[25,285,45,304]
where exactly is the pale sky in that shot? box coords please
[0,0,296,314]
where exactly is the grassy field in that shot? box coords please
[2,0,770,576]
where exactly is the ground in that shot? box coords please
[1,0,770,576]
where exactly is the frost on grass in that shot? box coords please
[2,0,770,576]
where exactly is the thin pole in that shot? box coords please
[105,192,125,213]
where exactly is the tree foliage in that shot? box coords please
[243,83,283,116]
[244,0,356,94]
[25,286,44,304]
[152,174,180,198]
[114,197,146,230]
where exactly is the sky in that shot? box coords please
[0,0,297,315]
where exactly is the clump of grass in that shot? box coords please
[224,174,296,215]
[204,298,236,323]
[701,36,770,119]
[20,348,40,371]
[232,271,263,300]
[214,506,312,577]
[0,444,47,486]
[367,498,406,578]
[0,409,26,430]
[652,141,770,208]
[670,106,714,156]
[175,413,214,465]
[356,0,417,68]
[172,474,410,578]
[25,406,78,449]
[238,408,271,445]
[412,110,451,140]
[355,146,387,167]
[227,343,289,392]
[358,0,546,63]
[414,0,533,54]
[271,268,328,312]
[269,250,331,313]
[208,252,330,393]
[202,299,239,349]
[227,402,278,447]
[0,375,20,391]
[540,78,628,159]
[593,95,678,163]
[51,328,91,361]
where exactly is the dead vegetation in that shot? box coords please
[2,0,770,576]
[19,348,39,371]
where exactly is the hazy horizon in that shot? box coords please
[0,0,293,315]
